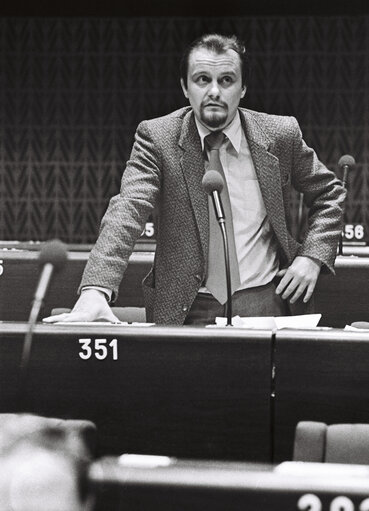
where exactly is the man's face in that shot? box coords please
[181,47,246,131]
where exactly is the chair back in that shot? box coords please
[293,421,369,464]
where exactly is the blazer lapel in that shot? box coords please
[240,109,290,258]
[178,110,208,260]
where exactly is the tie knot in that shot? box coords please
[205,131,225,150]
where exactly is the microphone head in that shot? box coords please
[39,239,68,270]
[338,154,356,169]
[202,170,224,195]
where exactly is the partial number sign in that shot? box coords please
[141,222,155,239]
[343,224,365,242]
[297,494,369,511]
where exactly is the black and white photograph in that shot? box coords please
[1,0,369,509]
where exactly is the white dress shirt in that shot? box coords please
[196,111,279,292]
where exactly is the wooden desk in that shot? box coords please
[91,457,369,511]
[273,329,369,462]
[0,322,273,461]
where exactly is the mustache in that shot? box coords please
[201,100,228,108]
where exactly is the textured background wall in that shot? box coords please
[0,17,368,243]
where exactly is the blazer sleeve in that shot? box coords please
[78,120,162,300]
[290,118,346,273]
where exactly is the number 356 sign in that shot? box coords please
[343,223,365,242]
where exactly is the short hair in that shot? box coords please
[0,419,92,504]
[180,33,249,89]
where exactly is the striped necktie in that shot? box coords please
[204,131,241,304]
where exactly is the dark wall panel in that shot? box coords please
[0,17,368,243]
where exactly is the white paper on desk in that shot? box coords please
[48,321,128,326]
[275,461,369,478]
[49,321,155,327]
[119,454,175,468]
[344,324,369,331]
[214,314,321,329]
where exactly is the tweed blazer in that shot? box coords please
[80,107,345,324]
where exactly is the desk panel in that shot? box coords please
[273,329,369,462]
[316,256,369,327]
[0,248,153,320]
[0,323,273,461]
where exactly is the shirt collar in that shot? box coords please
[194,110,242,154]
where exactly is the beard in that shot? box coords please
[200,103,228,129]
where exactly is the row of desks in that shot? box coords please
[1,247,369,327]
[1,322,369,463]
[90,457,369,510]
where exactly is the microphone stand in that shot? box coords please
[18,308,38,411]
[297,192,304,244]
[212,196,233,326]
[338,165,349,256]
[17,298,44,411]
[18,262,54,410]
[17,239,67,410]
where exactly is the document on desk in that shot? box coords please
[344,324,369,331]
[49,321,155,327]
[213,314,322,329]
[276,461,369,478]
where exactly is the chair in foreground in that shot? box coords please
[293,421,369,464]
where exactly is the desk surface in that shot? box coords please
[91,457,369,511]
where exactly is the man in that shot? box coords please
[0,415,94,511]
[44,33,345,326]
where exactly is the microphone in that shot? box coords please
[29,239,68,326]
[19,240,68,405]
[338,154,355,187]
[202,170,233,326]
[337,155,356,256]
[202,169,225,221]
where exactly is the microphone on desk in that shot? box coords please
[337,155,356,256]
[202,170,233,326]
[28,240,68,326]
[19,240,67,406]
[338,154,356,188]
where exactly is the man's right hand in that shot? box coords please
[42,289,120,323]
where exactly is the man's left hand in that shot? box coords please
[275,256,321,304]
